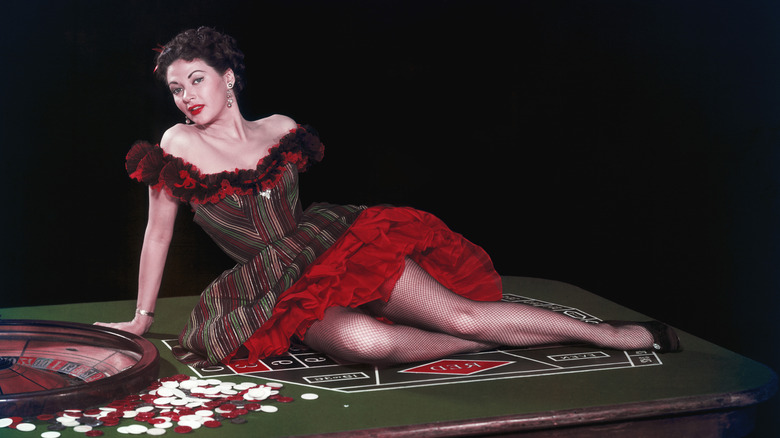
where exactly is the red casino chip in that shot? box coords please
[203,401,222,409]
[220,411,239,419]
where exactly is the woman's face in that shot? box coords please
[166,58,233,125]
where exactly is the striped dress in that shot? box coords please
[126,125,502,366]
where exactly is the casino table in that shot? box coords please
[0,276,776,437]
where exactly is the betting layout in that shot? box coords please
[167,295,663,393]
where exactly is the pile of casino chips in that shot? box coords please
[0,373,319,436]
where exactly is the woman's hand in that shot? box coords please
[94,315,153,336]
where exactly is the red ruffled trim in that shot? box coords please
[232,205,503,364]
[125,125,324,204]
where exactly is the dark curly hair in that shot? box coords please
[154,26,246,92]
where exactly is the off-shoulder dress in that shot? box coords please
[126,125,502,366]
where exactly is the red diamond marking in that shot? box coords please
[401,359,513,375]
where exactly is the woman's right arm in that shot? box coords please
[96,186,179,335]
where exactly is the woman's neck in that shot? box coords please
[195,108,249,144]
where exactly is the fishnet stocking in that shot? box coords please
[304,258,654,364]
[303,306,497,365]
[369,258,654,350]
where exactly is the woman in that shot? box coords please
[98,27,680,367]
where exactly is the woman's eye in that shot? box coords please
[171,87,182,95]
[193,77,204,84]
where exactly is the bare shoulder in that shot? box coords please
[255,114,298,141]
[267,113,298,131]
[160,123,196,156]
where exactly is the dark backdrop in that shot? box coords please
[2,1,779,435]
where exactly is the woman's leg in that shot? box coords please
[365,258,656,350]
[303,306,497,364]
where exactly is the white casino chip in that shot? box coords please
[15,422,36,432]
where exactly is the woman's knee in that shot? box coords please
[333,330,398,363]
[444,308,484,339]
[304,309,400,363]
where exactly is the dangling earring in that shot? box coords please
[227,82,234,108]
[185,117,193,124]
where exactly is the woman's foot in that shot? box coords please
[603,320,682,353]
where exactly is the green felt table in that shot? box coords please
[1,277,776,437]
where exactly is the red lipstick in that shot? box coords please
[189,105,205,116]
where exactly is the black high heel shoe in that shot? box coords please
[602,320,682,353]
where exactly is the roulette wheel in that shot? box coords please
[0,319,159,417]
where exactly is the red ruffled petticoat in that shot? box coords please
[230,205,503,364]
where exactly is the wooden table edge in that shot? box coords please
[297,372,778,437]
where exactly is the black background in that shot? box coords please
[1,1,779,435]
